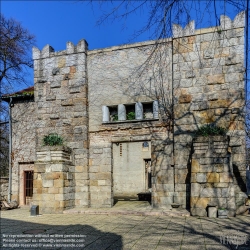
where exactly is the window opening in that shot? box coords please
[145,159,152,190]
[143,103,153,119]
[125,104,135,120]
[109,106,118,121]
[24,171,33,205]
[120,144,122,156]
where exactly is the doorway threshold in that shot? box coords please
[64,201,190,217]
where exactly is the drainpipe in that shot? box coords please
[8,97,12,202]
[171,36,175,204]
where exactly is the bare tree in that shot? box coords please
[0,15,36,176]
[0,14,36,94]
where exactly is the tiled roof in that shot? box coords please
[2,86,34,98]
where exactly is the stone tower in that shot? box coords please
[32,40,89,211]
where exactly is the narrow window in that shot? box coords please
[109,106,118,121]
[125,104,135,120]
[24,171,33,205]
[120,144,122,156]
[143,102,154,119]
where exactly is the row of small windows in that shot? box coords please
[102,101,159,123]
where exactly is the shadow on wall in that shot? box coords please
[1,217,123,249]
[233,164,247,193]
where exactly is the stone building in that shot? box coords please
[2,12,247,215]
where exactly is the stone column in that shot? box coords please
[190,136,236,217]
[135,102,143,120]
[102,106,110,122]
[118,104,126,121]
[153,101,159,119]
[33,146,75,214]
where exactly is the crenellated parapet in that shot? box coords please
[32,39,88,60]
[220,11,245,30]
[173,21,195,38]
[172,11,245,38]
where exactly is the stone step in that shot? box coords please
[63,208,190,217]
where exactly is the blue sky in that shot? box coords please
[1,1,152,91]
[1,1,247,91]
[2,1,151,52]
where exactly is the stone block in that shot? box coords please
[42,187,48,194]
[200,187,221,198]
[96,173,111,180]
[221,187,233,198]
[51,164,68,172]
[196,173,207,183]
[43,180,54,188]
[191,159,200,173]
[209,99,230,108]
[54,179,64,188]
[156,171,174,184]
[207,173,220,183]
[33,187,42,194]
[34,164,45,173]
[175,184,190,192]
[220,173,233,183]
[42,194,56,202]
[209,198,227,208]
[155,184,174,192]
[158,196,174,206]
[175,171,188,184]
[214,164,225,172]
[174,196,187,207]
[75,173,89,180]
[55,194,64,201]
[191,207,207,216]
[190,197,210,208]
[179,94,192,103]
[207,74,225,84]
[75,166,88,173]
[93,148,103,154]
[214,183,229,188]
[48,187,59,194]
[200,158,213,165]
[191,183,201,196]
[199,165,213,173]
[45,172,65,180]
[33,179,42,189]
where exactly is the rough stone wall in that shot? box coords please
[88,43,173,208]
[9,12,246,211]
[33,146,75,213]
[190,136,235,216]
[88,123,172,208]
[32,41,89,208]
[173,12,246,209]
[0,178,8,201]
[11,100,36,202]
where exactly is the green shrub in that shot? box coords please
[111,114,118,121]
[195,124,227,137]
[43,133,63,146]
[127,111,135,120]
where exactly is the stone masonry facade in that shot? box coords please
[5,12,247,215]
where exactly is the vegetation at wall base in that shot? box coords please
[195,124,227,137]
[43,133,63,146]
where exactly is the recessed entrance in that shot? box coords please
[112,141,151,201]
